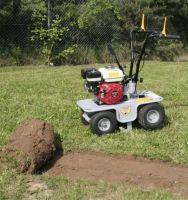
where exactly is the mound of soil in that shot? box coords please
[0,119,59,173]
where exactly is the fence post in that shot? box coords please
[47,0,51,29]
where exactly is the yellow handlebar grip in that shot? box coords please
[141,14,146,31]
[162,17,167,36]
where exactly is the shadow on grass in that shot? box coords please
[164,115,171,127]
[117,115,171,133]
[38,133,64,174]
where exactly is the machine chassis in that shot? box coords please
[77,90,163,132]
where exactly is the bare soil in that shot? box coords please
[45,151,188,199]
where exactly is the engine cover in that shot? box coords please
[96,83,123,105]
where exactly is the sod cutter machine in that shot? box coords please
[77,15,180,135]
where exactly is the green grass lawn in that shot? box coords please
[0,170,181,200]
[0,62,187,199]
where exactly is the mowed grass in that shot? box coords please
[0,170,181,200]
[0,62,188,163]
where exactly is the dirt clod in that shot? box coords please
[1,119,58,173]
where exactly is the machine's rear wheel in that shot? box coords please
[138,103,165,130]
[90,111,117,135]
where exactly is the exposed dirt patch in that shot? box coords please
[45,151,188,199]
[24,180,52,200]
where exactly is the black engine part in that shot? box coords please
[81,68,101,80]
[84,80,98,93]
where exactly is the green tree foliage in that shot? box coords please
[31,12,77,65]
[0,0,187,65]
[150,0,188,45]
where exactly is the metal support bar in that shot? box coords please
[119,122,132,132]
[129,30,134,78]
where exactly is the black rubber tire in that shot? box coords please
[138,103,165,130]
[80,111,89,125]
[90,111,117,135]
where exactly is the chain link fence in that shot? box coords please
[0,0,127,66]
[0,0,183,66]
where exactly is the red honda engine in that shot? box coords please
[81,67,124,105]
[96,82,123,105]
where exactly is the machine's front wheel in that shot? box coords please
[138,103,165,130]
[90,111,117,135]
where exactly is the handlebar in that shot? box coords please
[133,29,180,40]
[165,34,180,40]
[148,32,180,40]
[107,44,125,73]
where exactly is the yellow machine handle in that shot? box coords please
[162,17,167,36]
[141,14,146,31]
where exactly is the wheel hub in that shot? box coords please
[146,110,160,123]
[98,118,111,131]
